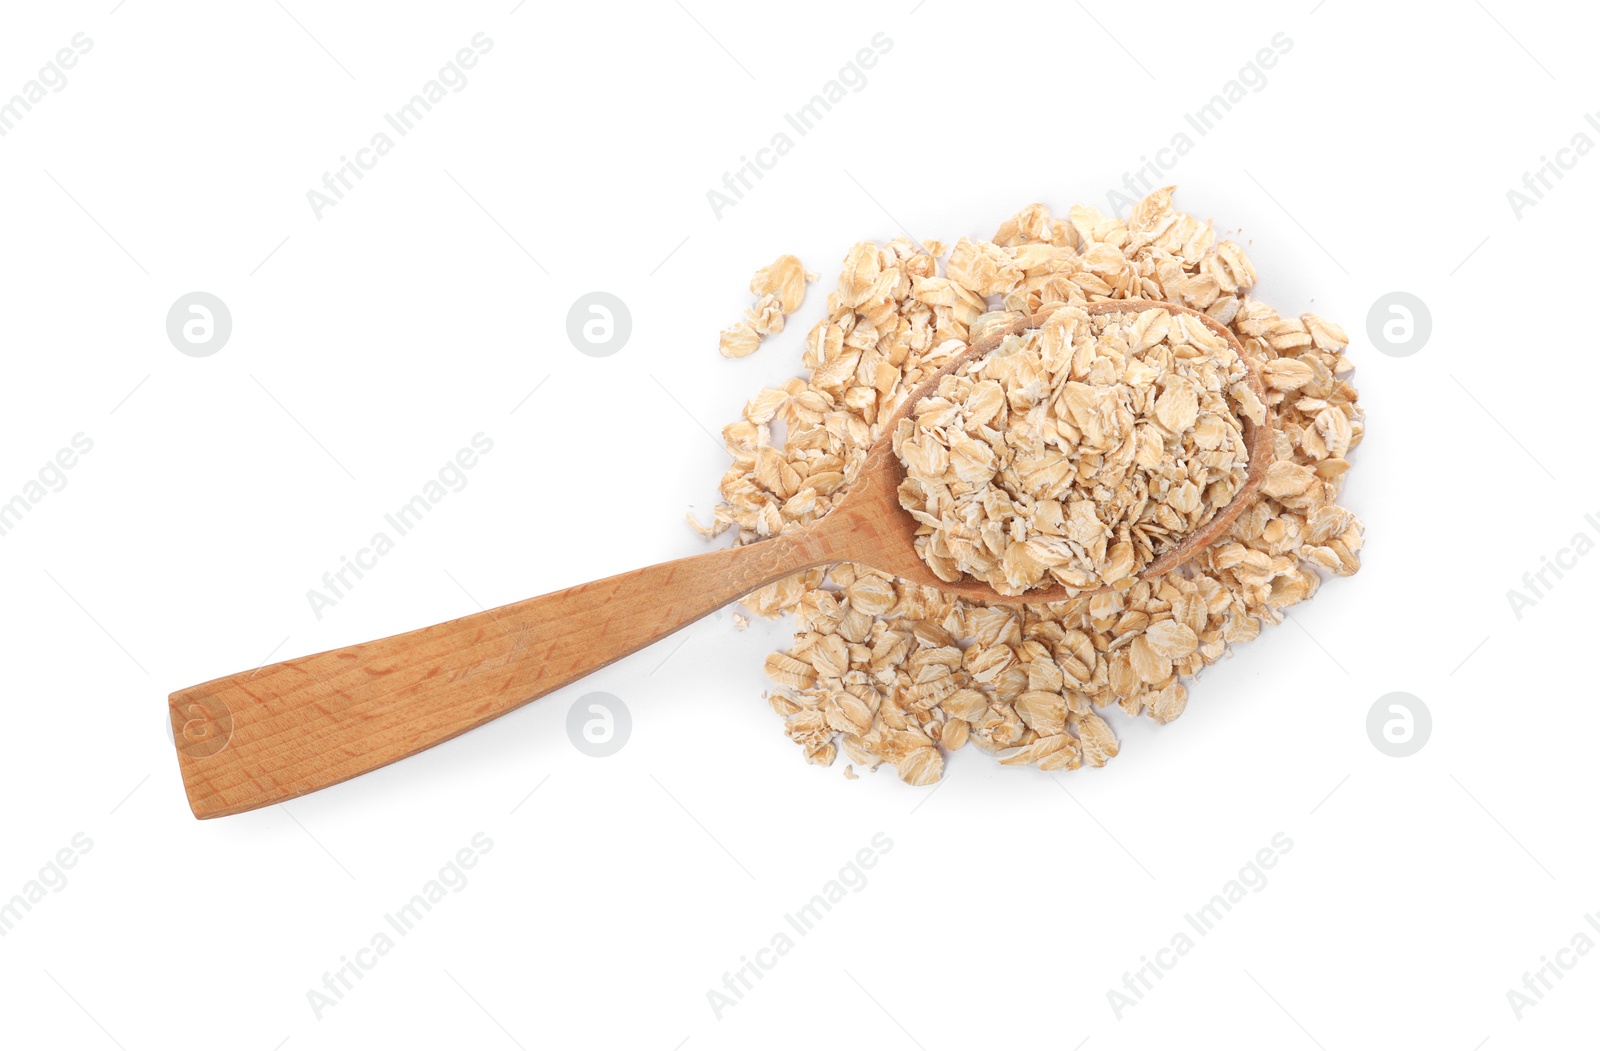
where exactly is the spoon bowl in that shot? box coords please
[841,298,1274,603]
[170,298,1270,818]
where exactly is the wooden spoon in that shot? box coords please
[170,298,1271,818]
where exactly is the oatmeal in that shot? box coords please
[694,188,1364,784]
[892,305,1257,595]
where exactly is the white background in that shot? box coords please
[1,0,1594,1047]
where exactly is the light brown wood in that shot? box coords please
[170,299,1270,818]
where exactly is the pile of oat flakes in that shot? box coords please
[694,188,1364,786]
[893,305,1258,596]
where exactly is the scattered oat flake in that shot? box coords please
[718,254,817,358]
[719,320,760,359]
[686,510,730,539]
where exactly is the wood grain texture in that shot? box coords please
[170,521,856,818]
[170,298,1269,818]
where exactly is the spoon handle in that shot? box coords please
[170,529,839,818]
